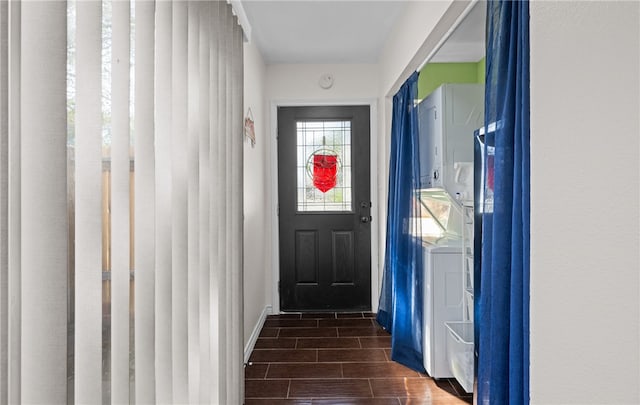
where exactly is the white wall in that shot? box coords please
[243,41,269,348]
[529,2,640,404]
[266,63,379,101]
[265,63,380,313]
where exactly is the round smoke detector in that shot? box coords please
[319,73,334,89]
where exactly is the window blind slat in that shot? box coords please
[208,2,221,402]
[7,1,20,402]
[20,2,68,402]
[230,20,245,404]
[215,2,229,401]
[222,7,234,399]
[170,1,188,402]
[187,2,201,403]
[198,2,212,402]
[134,1,156,403]
[154,1,173,402]
[74,1,103,401]
[0,3,9,401]
[110,1,131,403]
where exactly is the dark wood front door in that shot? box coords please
[277,105,371,311]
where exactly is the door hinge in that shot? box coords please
[434,107,438,120]
[277,204,279,216]
[278,281,281,293]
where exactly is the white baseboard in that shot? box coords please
[244,305,272,364]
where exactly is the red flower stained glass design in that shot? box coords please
[312,154,338,193]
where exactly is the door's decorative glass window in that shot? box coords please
[297,121,352,212]
[308,149,339,193]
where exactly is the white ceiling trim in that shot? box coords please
[229,0,252,42]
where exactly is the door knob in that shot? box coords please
[360,216,372,223]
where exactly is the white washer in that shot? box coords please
[422,239,463,378]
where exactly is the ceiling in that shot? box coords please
[430,1,486,63]
[241,1,408,64]
[240,0,485,65]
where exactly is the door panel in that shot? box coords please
[278,105,371,311]
[332,231,355,284]
[295,230,319,283]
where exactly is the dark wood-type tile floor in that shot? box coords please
[245,312,473,405]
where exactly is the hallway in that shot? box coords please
[245,313,472,404]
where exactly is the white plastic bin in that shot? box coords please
[445,321,474,393]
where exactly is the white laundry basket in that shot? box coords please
[445,321,474,393]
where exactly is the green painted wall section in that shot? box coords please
[477,57,486,83]
[417,59,486,100]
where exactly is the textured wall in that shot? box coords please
[529,1,640,403]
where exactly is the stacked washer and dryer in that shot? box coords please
[415,83,483,392]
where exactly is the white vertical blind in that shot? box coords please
[6,1,20,403]
[215,2,229,402]
[0,2,9,401]
[110,1,131,403]
[230,19,245,404]
[74,1,103,401]
[208,1,222,401]
[154,1,173,403]
[20,1,68,402]
[222,4,232,399]
[170,1,188,402]
[223,9,245,404]
[186,1,201,403]
[0,1,245,403]
[198,1,211,403]
[134,1,156,403]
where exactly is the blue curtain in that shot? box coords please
[377,72,425,373]
[478,1,530,404]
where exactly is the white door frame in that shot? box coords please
[269,98,379,314]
